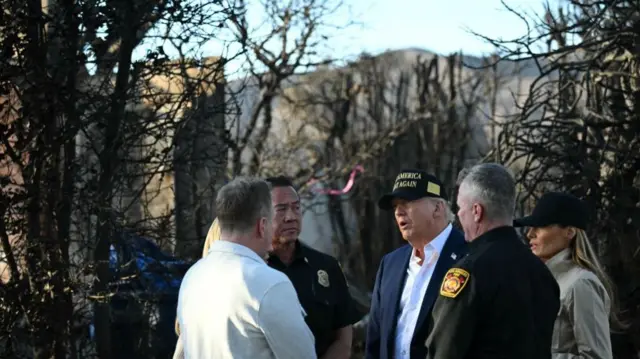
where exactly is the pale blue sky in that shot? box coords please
[339,0,555,56]
[134,0,559,75]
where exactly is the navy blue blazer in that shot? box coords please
[365,227,468,359]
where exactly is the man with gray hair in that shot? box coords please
[366,169,467,359]
[424,163,560,359]
[177,177,316,359]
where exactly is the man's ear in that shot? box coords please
[473,203,483,223]
[432,201,441,219]
[255,217,266,239]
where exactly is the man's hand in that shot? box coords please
[320,326,353,359]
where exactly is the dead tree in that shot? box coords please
[485,1,640,355]
[224,0,355,176]
[0,0,232,357]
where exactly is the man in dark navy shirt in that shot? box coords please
[265,176,361,359]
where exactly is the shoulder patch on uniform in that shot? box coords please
[440,268,470,298]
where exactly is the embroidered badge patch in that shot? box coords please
[440,268,470,298]
[317,270,330,287]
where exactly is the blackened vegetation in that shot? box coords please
[485,0,640,356]
[0,0,227,356]
[0,0,357,356]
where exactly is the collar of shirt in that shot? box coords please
[468,225,518,251]
[291,240,307,261]
[208,240,266,264]
[545,247,572,275]
[266,240,311,268]
[410,223,453,265]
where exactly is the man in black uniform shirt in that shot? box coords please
[424,163,561,359]
[265,176,361,359]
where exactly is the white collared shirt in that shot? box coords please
[177,240,316,359]
[394,223,452,359]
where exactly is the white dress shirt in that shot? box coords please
[394,223,452,359]
[177,240,317,359]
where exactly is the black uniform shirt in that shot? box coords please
[267,241,361,357]
[425,226,561,359]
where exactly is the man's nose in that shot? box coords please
[284,207,297,221]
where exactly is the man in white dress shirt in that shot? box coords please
[365,169,468,359]
[177,177,316,359]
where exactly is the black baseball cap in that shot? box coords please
[513,192,589,230]
[378,169,447,210]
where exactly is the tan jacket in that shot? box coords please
[546,249,612,359]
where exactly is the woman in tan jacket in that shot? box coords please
[173,218,221,359]
[514,192,625,359]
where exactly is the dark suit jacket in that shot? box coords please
[365,227,468,359]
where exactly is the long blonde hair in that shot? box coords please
[175,217,222,336]
[202,218,221,258]
[570,229,627,331]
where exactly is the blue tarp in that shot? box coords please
[91,231,192,358]
[107,231,188,297]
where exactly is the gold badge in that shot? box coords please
[317,270,330,287]
[440,268,470,298]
